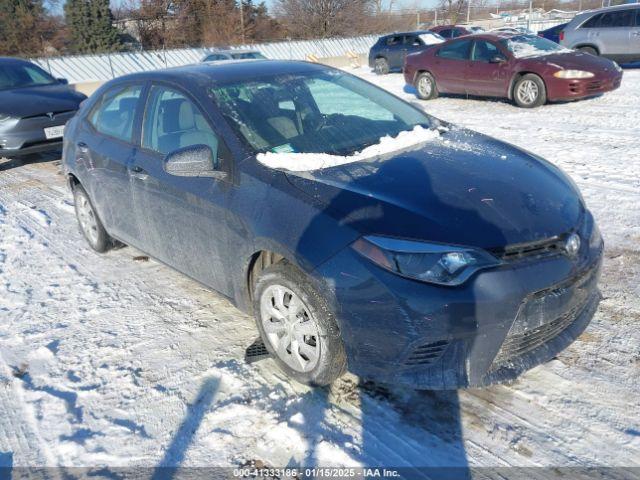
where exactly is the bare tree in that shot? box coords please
[275,0,376,38]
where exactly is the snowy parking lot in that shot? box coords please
[1,66,639,472]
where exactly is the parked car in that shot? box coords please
[0,57,86,158]
[430,25,474,39]
[560,3,640,63]
[492,26,535,34]
[202,49,266,62]
[538,22,569,44]
[404,33,623,107]
[63,60,603,389]
[369,31,444,74]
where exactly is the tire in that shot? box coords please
[513,73,547,108]
[414,72,438,100]
[374,57,390,75]
[253,262,347,386]
[578,46,598,56]
[73,184,112,253]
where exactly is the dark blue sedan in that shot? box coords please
[62,60,603,389]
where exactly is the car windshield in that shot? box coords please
[0,63,57,90]
[501,34,569,58]
[231,52,266,59]
[209,71,431,156]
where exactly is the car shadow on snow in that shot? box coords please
[287,155,511,476]
[0,151,62,172]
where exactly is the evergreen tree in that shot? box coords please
[65,0,122,53]
[0,0,46,55]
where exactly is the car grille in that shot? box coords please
[493,265,599,366]
[491,236,565,262]
[586,80,604,92]
[405,340,449,366]
[22,110,76,120]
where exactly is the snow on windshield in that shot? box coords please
[419,33,444,45]
[506,38,571,58]
[257,125,441,171]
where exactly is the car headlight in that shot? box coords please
[0,114,15,123]
[553,70,594,79]
[352,236,502,286]
[589,219,603,250]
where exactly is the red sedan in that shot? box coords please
[404,33,623,108]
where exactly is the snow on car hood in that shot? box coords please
[256,125,442,172]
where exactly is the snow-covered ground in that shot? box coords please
[1,67,639,472]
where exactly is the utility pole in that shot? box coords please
[527,0,532,30]
[417,10,420,30]
[467,0,471,23]
[496,0,499,15]
[434,9,438,25]
[239,1,245,44]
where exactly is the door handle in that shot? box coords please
[77,142,89,154]
[130,165,149,179]
[131,165,145,173]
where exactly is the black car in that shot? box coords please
[0,57,86,158]
[62,60,602,389]
[368,31,444,74]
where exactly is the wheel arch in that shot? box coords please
[574,44,600,55]
[508,71,547,100]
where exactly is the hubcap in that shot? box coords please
[516,80,539,105]
[260,285,321,373]
[375,59,387,73]
[418,76,432,97]
[76,193,99,245]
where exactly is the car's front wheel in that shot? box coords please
[374,57,390,75]
[253,262,347,386]
[415,72,438,100]
[73,184,113,253]
[513,74,547,108]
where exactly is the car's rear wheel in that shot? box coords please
[415,72,438,100]
[578,46,598,56]
[253,262,347,386]
[73,184,112,253]
[374,57,390,75]
[513,74,547,108]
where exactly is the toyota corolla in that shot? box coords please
[62,60,603,388]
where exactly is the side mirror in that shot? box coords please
[164,144,220,178]
[490,55,507,64]
[57,78,69,85]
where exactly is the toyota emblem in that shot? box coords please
[565,233,581,257]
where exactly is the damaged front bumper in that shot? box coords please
[313,216,604,389]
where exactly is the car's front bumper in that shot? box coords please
[547,70,622,102]
[313,215,603,389]
[0,110,76,158]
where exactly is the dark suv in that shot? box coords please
[369,31,444,74]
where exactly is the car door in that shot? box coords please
[130,83,234,296]
[592,9,634,57]
[431,39,473,94]
[466,40,512,97]
[629,8,640,59]
[76,83,144,244]
[404,35,424,61]
[385,35,405,69]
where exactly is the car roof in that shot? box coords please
[579,2,639,15]
[103,60,331,88]
[205,49,261,55]
[381,30,432,38]
[442,32,521,41]
[0,56,38,66]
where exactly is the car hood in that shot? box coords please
[524,51,617,72]
[0,83,86,118]
[284,128,584,250]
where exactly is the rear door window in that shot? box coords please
[599,9,634,28]
[438,29,452,38]
[88,84,143,143]
[386,36,402,46]
[437,40,472,60]
[472,41,501,62]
